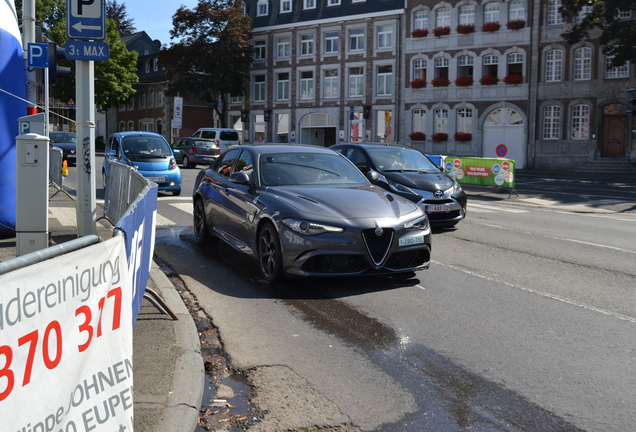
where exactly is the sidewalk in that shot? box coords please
[0,184,204,432]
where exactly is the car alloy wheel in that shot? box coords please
[258,222,283,282]
[182,155,190,169]
[193,199,212,243]
[102,170,107,191]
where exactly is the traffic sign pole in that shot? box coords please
[76,59,96,236]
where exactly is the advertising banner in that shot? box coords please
[117,184,158,324]
[173,97,183,129]
[0,236,133,432]
[444,157,515,188]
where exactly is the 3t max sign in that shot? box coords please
[65,40,110,61]
[66,0,106,41]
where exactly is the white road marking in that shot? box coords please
[155,214,176,226]
[49,207,76,226]
[415,285,426,290]
[169,203,193,214]
[470,203,528,213]
[433,260,636,324]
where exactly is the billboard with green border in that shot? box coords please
[444,157,515,188]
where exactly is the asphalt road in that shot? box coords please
[65,160,636,431]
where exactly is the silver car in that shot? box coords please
[192,144,432,282]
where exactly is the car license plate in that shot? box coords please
[399,235,424,246]
[147,176,165,182]
[426,204,452,213]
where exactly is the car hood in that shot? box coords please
[384,171,454,192]
[52,143,76,151]
[127,156,172,171]
[267,185,421,221]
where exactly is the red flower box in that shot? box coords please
[506,20,526,30]
[454,132,472,142]
[431,77,450,87]
[482,22,501,32]
[409,132,426,140]
[503,74,523,84]
[455,77,474,87]
[432,133,448,142]
[456,24,475,35]
[411,29,429,38]
[410,79,427,89]
[479,75,499,85]
[433,26,451,37]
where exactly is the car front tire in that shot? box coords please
[193,198,212,243]
[172,189,181,196]
[258,222,283,283]
[182,155,191,169]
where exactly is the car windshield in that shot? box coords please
[122,136,172,158]
[367,147,440,172]
[259,152,368,186]
[50,132,76,143]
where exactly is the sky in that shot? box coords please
[124,1,198,45]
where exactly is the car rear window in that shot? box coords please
[219,131,239,141]
[200,131,216,139]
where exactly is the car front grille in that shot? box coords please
[301,255,367,273]
[362,228,394,266]
[427,210,461,221]
[385,249,430,270]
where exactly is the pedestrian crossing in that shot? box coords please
[469,203,529,214]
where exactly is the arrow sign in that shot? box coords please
[67,0,106,41]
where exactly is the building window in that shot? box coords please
[457,108,473,133]
[509,0,526,21]
[435,57,449,79]
[119,121,125,132]
[324,69,338,98]
[349,67,364,97]
[436,8,451,28]
[127,121,134,131]
[459,6,475,25]
[257,0,268,16]
[148,90,154,107]
[140,92,146,108]
[377,65,393,96]
[605,55,629,78]
[277,36,290,58]
[574,48,591,80]
[414,59,426,81]
[576,5,593,23]
[231,95,243,103]
[253,40,266,60]
[276,113,289,143]
[484,3,500,24]
[483,54,498,77]
[324,31,339,54]
[546,50,563,82]
[281,0,291,13]
[328,0,341,5]
[254,75,265,101]
[507,53,523,75]
[277,72,290,100]
[414,11,428,30]
[413,109,425,134]
[349,28,364,51]
[377,25,393,49]
[434,108,448,134]
[457,55,473,78]
[145,60,150,73]
[153,58,159,71]
[547,0,564,25]
[300,34,314,56]
[543,105,560,139]
[617,10,632,19]
[300,71,314,99]
[571,104,590,139]
[254,114,265,143]
[127,98,134,110]
[304,0,315,9]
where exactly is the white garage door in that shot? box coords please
[483,108,526,169]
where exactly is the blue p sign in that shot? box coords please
[27,43,49,68]
[20,121,31,134]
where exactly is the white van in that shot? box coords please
[191,128,240,153]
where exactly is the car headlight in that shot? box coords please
[169,157,177,170]
[451,180,462,195]
[282,218,345,235]
[404,214,429,230]
[387,178,416,195]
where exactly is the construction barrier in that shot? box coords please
[428,155,515,188]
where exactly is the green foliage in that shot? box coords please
[560,0,636,67]
[160,0,252,127]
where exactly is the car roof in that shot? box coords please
[333,143,414,150]
[112,131,165,139]
[238,143,338,156]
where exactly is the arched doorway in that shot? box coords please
[601,104,627,158]
[483,107,526,168]
[300,113,337,147]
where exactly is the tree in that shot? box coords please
[160,0,252,128]
[15,0,66,44]
[560,0,636,68]
[53,19,139,111]
[106,0,136,36]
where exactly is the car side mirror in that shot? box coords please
[173,149,181,155]
[438,166,444,172]
[107,150,116,157]
[366,170,380,183]
[229,171,251,185]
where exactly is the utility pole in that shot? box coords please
[22,0,37,115]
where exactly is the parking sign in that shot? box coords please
[67,0,106,40]
[27,43,49,68]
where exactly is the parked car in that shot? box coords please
[191,128,240,153]
[103,131,182,195]
[331,143,467,227]
[49,131,77,165]
[192,144,431,282]
[172,137,220,168]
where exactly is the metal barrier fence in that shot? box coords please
[103,160,148,224]
[49,146,63,188]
